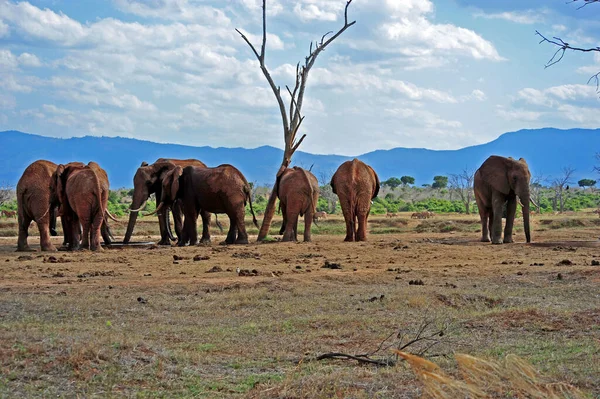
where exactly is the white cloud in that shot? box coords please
[17,52,41,67]
[46,77,157,112]
[347,0,504,63]
[114,0,230,24]
[0,49,18,69]
[0,93,16,109]
[473,10,542,25]
[385,107,462,129]
[294,2,340,22]
[0,20,9,37]
[0,74,34,93]
[43,104,135,134]
[518,84,598,107]
[238,0,283,16]
[470,89,487,102]
[496,107,542,121]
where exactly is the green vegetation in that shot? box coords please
[577,178,596,190]
[432,175,448,189]
[382,177,402,189]
[401,175,415,186]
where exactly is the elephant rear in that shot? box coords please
[331,159,380,242]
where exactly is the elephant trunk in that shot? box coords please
[519,189,531,243]
[124,192,146,244]
[165,207,175,241]
[123,211,138,244]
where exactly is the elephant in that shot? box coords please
[157,164,258,246]
[82,162,116,246]
[474,155,534,244]
[330,159,380,242]
[123,158,213,245]
[276,166,319,242]
[50,164,106,251]
[16,160,83,251]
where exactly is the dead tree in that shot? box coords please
[0,182,14,207]
[530,174,545,214]
[550,167,575,213]
[448,168,475,214]
[237,0,356,241]
[535,0,600,89]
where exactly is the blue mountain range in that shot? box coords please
[1,128,598,188]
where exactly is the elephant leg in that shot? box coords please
[491,194,505,245]
[199,210,211,243]
[80,217,91,250]
[356,203,369,242]
[49,207,58,237]
[177,214,193,247]
[38,209,57,252]
[282,208,298,242]
[172,201,185,241]
[101,221,112,246]
[279,203,287,235]
[156,211,171,246]
[91,215,104,251]
[17,210,33,252]
[504,195,517,244]
[69,216,81,251]
[340,200,355,242]
[303,210,313,242]
[478,205,491,242]
[188,209,199,246]
[235,209,249,245]
[225,216,237,245]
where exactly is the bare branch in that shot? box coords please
[567,0,600,9]
[0,181,15,207]
[239,0,356,241]
[315,315,457,367]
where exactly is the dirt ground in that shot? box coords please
[1,214,599,398]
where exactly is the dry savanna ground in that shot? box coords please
[1,212,599,398]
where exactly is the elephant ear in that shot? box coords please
[168,166,184,201]
[480,157,511,195]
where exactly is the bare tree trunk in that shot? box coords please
[257,166,286,240]
[237,0,355,241]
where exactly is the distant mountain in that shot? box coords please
[0,128,599,188]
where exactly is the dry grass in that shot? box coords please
[399,351,586,399]
[0,211,599,398]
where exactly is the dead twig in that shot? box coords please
[315,316,456,367]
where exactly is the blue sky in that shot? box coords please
[1,0,599,155]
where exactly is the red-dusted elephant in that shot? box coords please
[330,159,380,242]
[158,164,258,246]
[276,166,319,242]
[123,158,213,245]
[50,164,107,251]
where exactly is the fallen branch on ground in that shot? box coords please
[314,316,457,367]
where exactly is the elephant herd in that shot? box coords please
[12,154,533,252]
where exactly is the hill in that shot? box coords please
[0,128,598,188]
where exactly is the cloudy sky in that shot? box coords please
[1,0,599,155]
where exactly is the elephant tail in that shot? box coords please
[244,184,259,229]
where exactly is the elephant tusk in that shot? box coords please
[105,210,120,223]
[143,202,164,217]
[129,200,147,213]
[530,197,539,208]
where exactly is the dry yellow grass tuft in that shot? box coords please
[396,351,586,399]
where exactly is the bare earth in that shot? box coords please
[1,214,599,398]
